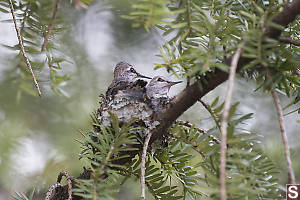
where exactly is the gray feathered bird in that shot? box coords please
[106,62,151,98]
[98,74,181,139]
[146,76,182,111]
[146,76,182,99]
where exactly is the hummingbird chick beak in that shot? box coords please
[167,80,182,86]
[137,72,152,79]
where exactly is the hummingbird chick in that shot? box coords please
[146,76,182,111]
[146,76,182,99]
[106,62,151,98]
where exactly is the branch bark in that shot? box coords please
[41,0,61,51]
[278,37,300,46]
[265,69,296,184]
[220,41,245,200]
[8,0,42,97]
[150,0,300,143]
[271,89,296,184]
[49,0,300,198]
[266,0,300,39]
[46,171,74,200]
[140,131,153,200]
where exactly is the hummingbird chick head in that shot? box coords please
[114,61,151,81]
[146,76,182,99]
[106,62,151,98]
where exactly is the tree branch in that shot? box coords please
[46,183,63,200]
[266,0,300,39]
[48,0,300,198]
[278,37,300,46]
[140,131,153,200]
[41,0,61,51]
[271,89,296,184]
[8,0,42,97]
[150,0,300,143]
[220,41,245,200]
[46,171,74,200]
[73,0,88,10]
[57,171,74,200]
[265,69,296,184]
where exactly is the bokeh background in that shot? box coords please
[0,0,299,199]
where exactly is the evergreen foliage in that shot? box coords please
[2,0,299,199]
[0,0,85,98]
[72,97,281,199]
[74,113,141,199]
[12,189,35,200]
[193,98,281,199]
[127,0,299,113]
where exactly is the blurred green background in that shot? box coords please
[0,0,299,199]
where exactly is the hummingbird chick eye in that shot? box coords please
[157,78,164,82]
[129,68,136,73]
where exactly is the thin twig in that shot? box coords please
[57,171,74,200]
[278,37,300,46]
[45,183,63,200]
[199,99,221,131]
[8,0,42,97]
[45,1,300,198]
[220,41,245,200]
[73,0,88,10]
[20,3,30,34]
[176,120,207,134]
[271,90,296,184]
[150,0,300,146]
[41,0,61,51]
[140,131,153,200]
[265,69,296,184]
[176,120,221,144]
